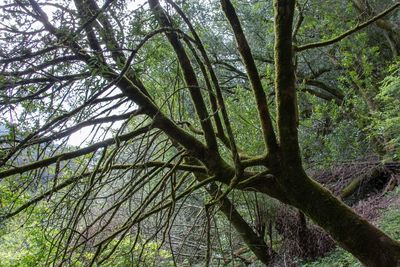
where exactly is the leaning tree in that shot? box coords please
[1,0,400,266]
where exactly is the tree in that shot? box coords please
[0,0,399,266]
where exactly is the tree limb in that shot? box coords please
[296,2,400,52]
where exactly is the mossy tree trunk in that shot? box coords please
[272,1,400,266]
[279,169,400,266]
[206,182,274,265]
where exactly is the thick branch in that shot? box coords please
[207,182,274,264]
[166,0,242,174]
[303,79,344,104]
[220,0,278,154]
[165,0,228,145]
[148,0,219,152]
[274,0,301,166]
[23,0,230,179]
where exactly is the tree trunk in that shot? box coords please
[297,211,309,258]
[277,168,400,267]
[340,166,382,199]
[273,1,400,266]
[207,182,274,265]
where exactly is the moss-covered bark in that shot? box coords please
[281,170,400,266]
[207,182,274,265]
[272,1,400,266]
[340,167,383,199]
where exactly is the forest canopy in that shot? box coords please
[0,0,400,266]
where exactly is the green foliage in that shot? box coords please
[0,183,173,267]
[0,223,51,267]
[225,88,265,155]
[0,218,173,267]
[0,200,54,267]
[92,238,174,267]
[379,188,400,241]
[299,95,370,167]
[298,32,399,165]
[370,59,400,159]
[301,248,361,267]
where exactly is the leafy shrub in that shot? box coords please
[371,59,400,160]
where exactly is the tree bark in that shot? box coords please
[282,171,400,266]
[340,166,382,199]
[207,182,274,265]
[273,1,400,266]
